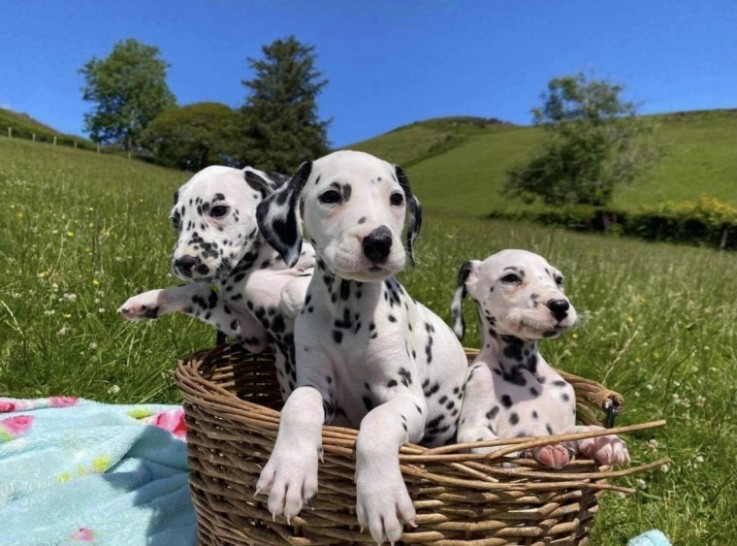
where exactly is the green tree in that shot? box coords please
[504,73,661,207]
[80,39,176,155]
[238,36,330,172]
[141,102,240,171]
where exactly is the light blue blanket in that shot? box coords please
[0,397,195,546]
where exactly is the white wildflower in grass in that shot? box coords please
[88,342,98,350]
[646,439,659,451]
[98,308,106,314]
[635,478,647,490]
[107,385,121,395]
[62,293,77,302]
[660,463,670,473]
[57,327,68,336]
[43,310,56,317]
[694,455,704,465]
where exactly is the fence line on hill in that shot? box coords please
[2,124,102,153]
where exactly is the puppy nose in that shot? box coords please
[174,255,198,276]
[547,299,570,321]
[362,226,393,264]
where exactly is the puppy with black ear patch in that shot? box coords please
[452,249,629,468]
[118,165,315,400]
[255,150,468,545]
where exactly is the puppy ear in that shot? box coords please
[244,168,278,197]
[394,166,423,267]
[451,260,479,339]
[256,161,312,267]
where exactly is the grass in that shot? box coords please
[1,136,736,544]
[351,109,737,216]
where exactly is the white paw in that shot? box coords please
[118,290,165,320]
[356,466,416,545]
[579,434,630,465]
[533,444,571,469]
[255,443,320,523]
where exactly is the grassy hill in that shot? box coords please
[0,108,95,149]
[350,109,737,216]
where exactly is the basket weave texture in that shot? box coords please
[176,344,665,546]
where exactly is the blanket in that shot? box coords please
[0,396,195,546]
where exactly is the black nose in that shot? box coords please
[174,255,198,276]
[547,298,570,321]
[362,226,393,264]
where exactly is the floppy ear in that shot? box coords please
[244,168,278,197]
[394,166,423,267]
[256,161,312,267]
[451,260,479,339]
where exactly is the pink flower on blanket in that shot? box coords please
[70,528,94,541]
[0,401,16,413]
[0,415,34,435]
[147,408,187,438]
[49,396,79,408]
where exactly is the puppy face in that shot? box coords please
[257,150,422,283]
[170,166,275,282]
[457,249,578,340]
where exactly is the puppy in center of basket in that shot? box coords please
[452,249,630,468]
[255,150,468,545]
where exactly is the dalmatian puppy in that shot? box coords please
[118,165,315,398]
[452,249,630,469]
[254,150,468,545]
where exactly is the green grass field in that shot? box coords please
[1,134,736,544]
[351,109,737,216]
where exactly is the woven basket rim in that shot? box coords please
[176,344,667,491]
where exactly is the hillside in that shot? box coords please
[0,108,95,149]
[350,109,737,216]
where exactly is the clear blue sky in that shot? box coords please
[1,0,734,147]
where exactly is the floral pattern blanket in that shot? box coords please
[0,397,194,546]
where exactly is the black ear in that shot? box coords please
[244,168,278,197]
[394,166,422,267]
[451,260,477,339]
[256,161,312,267]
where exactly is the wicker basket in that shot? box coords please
[176,344,666,546]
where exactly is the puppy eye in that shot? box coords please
[501,273,522,284]
[210,205,229,218]
[319,190,342,205]
[555,275,564,286]
[170,216,181,232]
[390,192,404,206]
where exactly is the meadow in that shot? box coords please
[1,136,736,544]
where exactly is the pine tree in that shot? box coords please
[238,36,330,172]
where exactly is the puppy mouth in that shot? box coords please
[515,317,573,339]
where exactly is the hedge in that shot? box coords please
[489,197,737,250]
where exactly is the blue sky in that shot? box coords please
[1,0,734,147]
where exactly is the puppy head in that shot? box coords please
[170,166,277,282]
[257,150,422,282]
[452,249,577,340]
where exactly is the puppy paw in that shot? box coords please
[533,444,571,469]
[356,466,416,545]
[255,443,320,523]
[118,290,165,320]
[579,434,630,465]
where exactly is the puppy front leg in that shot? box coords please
[118,284,270,352]
[256,386,325,522]
[564,425,630,466]
[355,393,425,545]
[456,362,503,452]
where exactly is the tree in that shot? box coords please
[504,73,661,207]
[141,102,240,171]
[237,36,330,172]
[80,39,176,155]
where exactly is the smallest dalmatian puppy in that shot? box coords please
[452,249,629,468]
